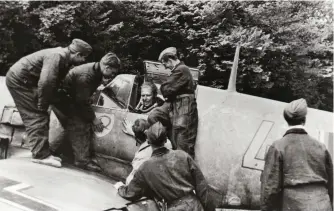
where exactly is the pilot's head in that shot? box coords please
[132,119,150,145]
[68,39,92,65]
[100,52,121,83]
[158,47,180,70]
[283,98,307,126]
[147,122,167,147]
[140,82,158,109]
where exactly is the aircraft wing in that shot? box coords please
[0,147,129,211]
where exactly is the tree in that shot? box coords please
[0,1,332,111]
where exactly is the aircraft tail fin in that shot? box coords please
[227,43,241,92]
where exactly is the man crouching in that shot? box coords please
[115,122,209,211]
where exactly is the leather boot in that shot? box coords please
[32,155,62,168]
[75,160,102,172]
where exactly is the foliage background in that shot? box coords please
[0,0,333,111]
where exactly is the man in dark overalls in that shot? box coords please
[157,47,198,158]
[51,52,121,172]
[6,39,92,168]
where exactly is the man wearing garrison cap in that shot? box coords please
[121,118,172,185]
[261,98,333,211]
[153,47,198,158]
[49,52,121,172]
[116,122,209,211]
[6,38,92,168]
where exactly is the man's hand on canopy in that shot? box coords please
[122,119,135,137]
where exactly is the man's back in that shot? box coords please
[139,148,195,201]
[63,62,102,100]
[160,62,195,99]
[11,47,69,84]
[126,140,173,185]
[274,129,331,187]
[262,128,333,211]
[119,147,207,211]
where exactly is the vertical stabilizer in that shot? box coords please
[227,43,241,92]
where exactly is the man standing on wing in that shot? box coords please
[157,47,198,158]
[6,39,92,168]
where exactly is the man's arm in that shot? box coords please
[260,145,282,211]
[160,67,190,99]
[325,149,333,206]
[187,155,209,209]
[37,54,62,111]
[118,170,147,201]
[76,88,96,122]
[122,119,135,137]
[73,76,97,122]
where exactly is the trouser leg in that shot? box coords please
[49,110,67,154]
[170,97,198,158]
[67,116,91,166]
[6,71,51,159]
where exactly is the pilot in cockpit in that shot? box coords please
[135,81,164,114]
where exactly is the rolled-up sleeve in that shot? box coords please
[37,54,62,110]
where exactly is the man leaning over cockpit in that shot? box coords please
[50,52,121,172]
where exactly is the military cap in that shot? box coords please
[68,39,92,56]
[158,47,177,61]
[284,98,308,119]
[146,121,167,146]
